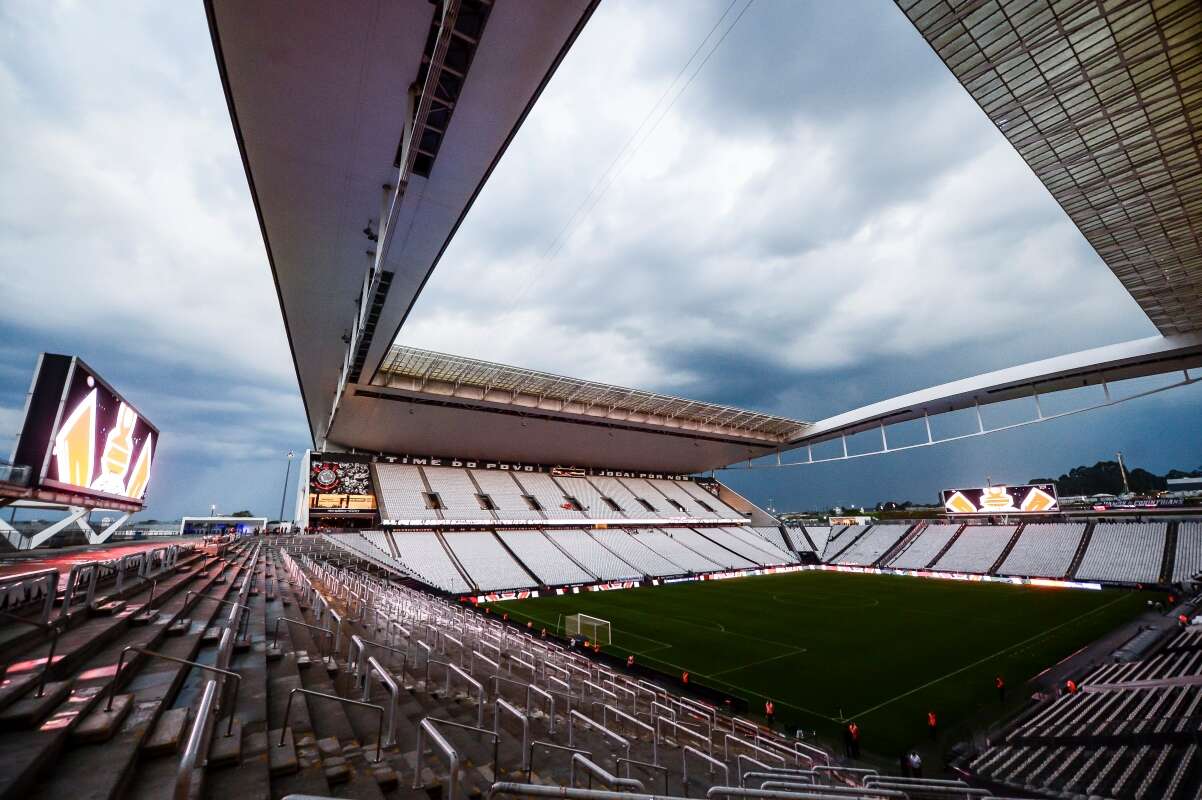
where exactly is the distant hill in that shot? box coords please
[1029,460,1202,497]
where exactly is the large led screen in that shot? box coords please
[10,354,158,502]
[309,456,377,513]
[942,483,1058,515]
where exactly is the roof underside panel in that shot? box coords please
[207,0,598,443]
[897,0,1202,334]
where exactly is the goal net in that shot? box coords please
[564,613,612,645]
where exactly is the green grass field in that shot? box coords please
[486,571,1154,757]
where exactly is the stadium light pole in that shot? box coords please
[278,450,295,528]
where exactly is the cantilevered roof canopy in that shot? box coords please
[207,0,598,443]
[897,0,1202,334]
[323,346,811,474]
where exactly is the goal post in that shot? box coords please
[564,613,612,645]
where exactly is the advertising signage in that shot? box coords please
[11,354,158,503]
[309,456,377,514]
[942,484,1058,515]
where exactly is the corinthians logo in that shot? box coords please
[53,378,153,500]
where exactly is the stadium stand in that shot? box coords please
[470,469,541,520]
[511,472,587,519]
[1075,523,1167,584]
[390,531,472,593]
[495,529,593,585]
[647,478,718,517]
[546,528,640,579]
[797,525,828,554]
[997,523,1086,578]
[679,480,744,517]
[442,531,534,590]
[749,525,794,555]
[586,475,647,515]
[1174,522,1202,582]
[886,523,960,569]
[590,528,685,576]
[630,528,721,573]
[972,626,1202,798]
[931,525,1017,573]
[823,525,871,561]
[699,526,792,566]
[374,463,438,520]
[618,477,677,516]
[422,465,496,519]
[833,524,911,566]
[552,475,626,518]
[672,528,757,569]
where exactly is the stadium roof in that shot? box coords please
[376,346,809,439]
[206,0,598,443]
[897,0,1202,335]
[322,346,811,474]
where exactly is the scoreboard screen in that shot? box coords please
[942,484,1058,515]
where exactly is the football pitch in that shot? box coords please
[486,570,1153,757]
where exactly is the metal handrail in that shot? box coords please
[184,591,250,637]
[415,717,500,800]
[617,756,670,795]
[602,703,657,765]
[362,656,400,746]
[174,679,218,800]
[683,744,729,787]
[707,788,877,800]
[724,733,787,766]
[489,675,556,733]
[270,616,333,652]
[280,688,384,762]
[445,662,485,726]
[568,709,630,762]
[528,740,592,782]
[657,715,711,754]
[494,696,530,771]
[0,609,65,698]
[350,633,408,683]
[570,753,645,792]
[0,568,58,625]
[108,646,241,736]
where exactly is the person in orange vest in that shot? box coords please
[593,642,601,654]
[681,671,690,685]
[1065,679,1078,694]
[995,675,1006,702]
[626,654,635,669]
[927,710,938,739]
[764,698,775,725]
[843,721,860,758]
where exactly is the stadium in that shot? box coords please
[1,2,1201,800]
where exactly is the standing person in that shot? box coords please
[927,710,938,740]
[847,721,860,758]
[1065,678,1078,695]
[626,654,635,670]
[764,698,775,726]
[908,750,923,777]
[681,671,690,686]
[995,675,1006,702]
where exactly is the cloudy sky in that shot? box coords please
[1,0,1198,521]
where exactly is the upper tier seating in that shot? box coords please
[496,530,593,586]
[512,472,586,519]
[833,524,910,566]
[647,479,718,517]
[374,463,438,520]
[443,531,534,590]
[586,476,648,516]
[630,529,721,572]
[471,469,541,520]
[422,466,495,520]
[672,528,756,570]
[618,477,678,517]
[887,524,960,569]
[1173,522,1202,582]
[389,531,471,593]
[997,523,1085,578]
[547,529,640,579]
[931,525,1017,573]
[554,476,625,518]
[591,529,684,576]
[678,481,744,518]
[1075,523,1167,584]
